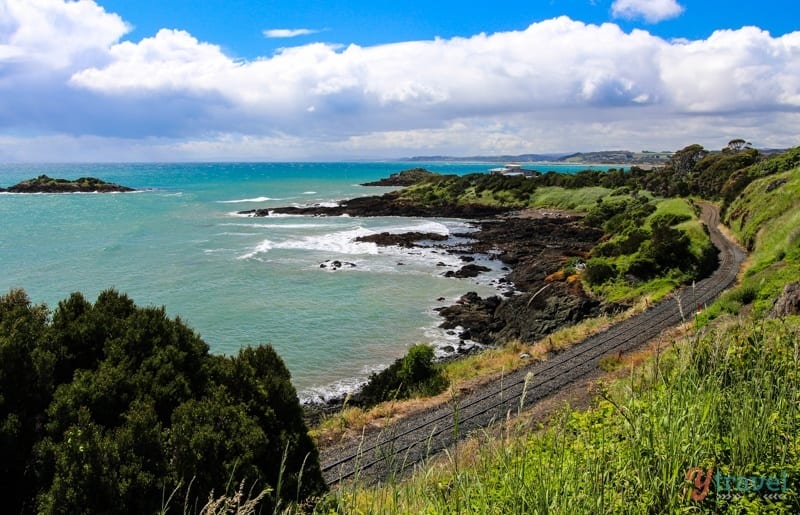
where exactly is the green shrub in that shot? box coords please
[584,258,617,285]
[0,289,325,514]
[648,212,691,227]
[359,344,448,407]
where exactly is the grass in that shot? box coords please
[529,186,611,211]
[700,164,800,323]
[321,316,800,514]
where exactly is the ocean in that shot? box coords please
[0,162,613,401]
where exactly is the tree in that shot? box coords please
[724,138,751,153]
[670,144,708,175]
[0,289,326,513]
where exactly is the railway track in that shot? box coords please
[320,203,746,486]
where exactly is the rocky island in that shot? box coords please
[0,174,134,193]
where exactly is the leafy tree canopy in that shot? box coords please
[0,289,325,514]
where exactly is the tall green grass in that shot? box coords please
[529,186,612,211]
[321,318,800,514]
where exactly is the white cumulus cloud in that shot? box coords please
[0,0,128,68]
[0,1,798,161]
[612,0,685,23]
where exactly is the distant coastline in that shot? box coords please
[402,150,672,167]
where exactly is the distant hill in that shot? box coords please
[405,148,791,166]
[403,153,568,163]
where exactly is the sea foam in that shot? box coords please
[238,238,274,260]
[217,196,274,203]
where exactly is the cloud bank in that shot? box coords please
[0,0,798,161]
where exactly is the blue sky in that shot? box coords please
[0,0,798,161]
[100,0,797,58]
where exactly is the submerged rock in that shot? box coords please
[442,264,492,278]
[320,260,356,271]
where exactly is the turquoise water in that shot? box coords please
[0,162,606,400]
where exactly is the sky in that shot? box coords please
[0,0,798,162]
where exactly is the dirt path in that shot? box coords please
[319,203,746,486]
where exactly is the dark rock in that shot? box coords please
[443,264,492,278]
[442,345,455,353]
[436,262,447,267]
[460,256,475,262]
[320,260,356,270]
[770,282,800,317]
[241,191,513,219]
[766,179,788,193]
[438,293,503,344]
[356,231,449,248]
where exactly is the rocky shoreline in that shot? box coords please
[238,190,512,219]
[247,181,619,421]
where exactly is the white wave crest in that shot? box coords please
[274,227,379,255]
[298,364,385,405]
[218,222,337,229]
[238,238,274,260]
[217,196,273,204]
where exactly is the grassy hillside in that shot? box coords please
[317,154,800,513]
[702,161,800,321]
[582,196,716,303]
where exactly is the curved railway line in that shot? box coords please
[319,203,746,486]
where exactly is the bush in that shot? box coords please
[359,344,448,407]
[583,258,617,285]
[0,289,325,514]
[648,212,691,227]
